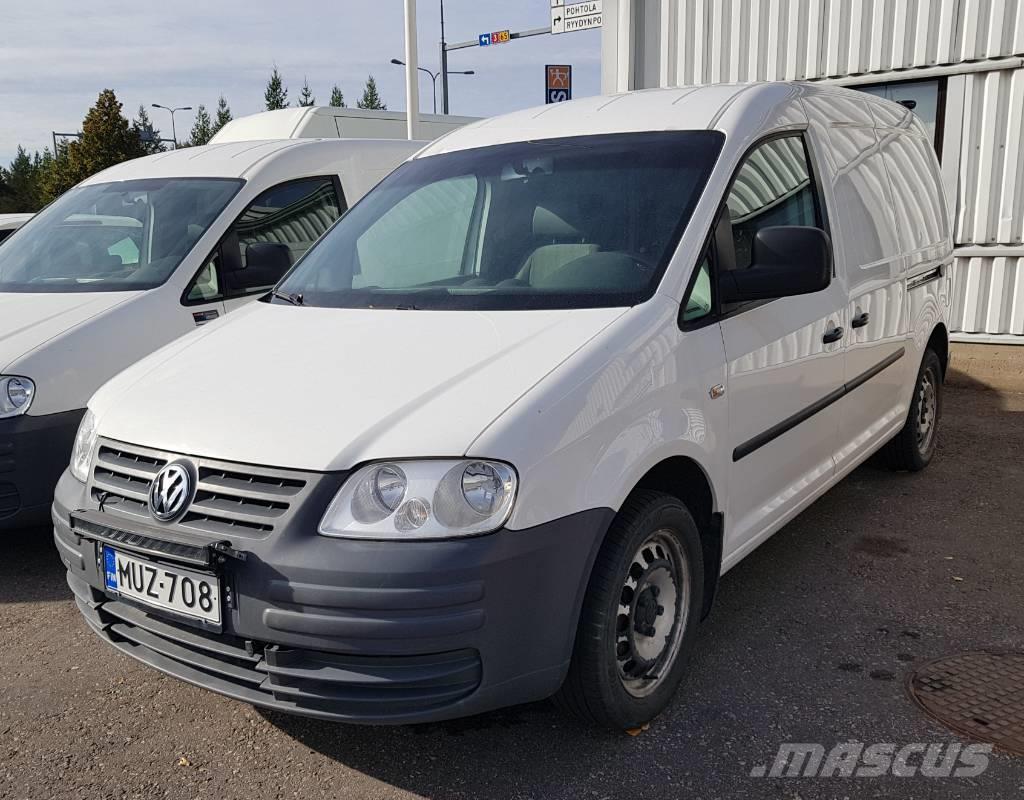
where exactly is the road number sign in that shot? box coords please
[478,29,511,46]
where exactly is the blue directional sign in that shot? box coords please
[479,33,491,46]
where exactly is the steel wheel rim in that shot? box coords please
[615,529,689,698]
[916,369,937,454]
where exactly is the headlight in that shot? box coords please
[0,376,35,418]
[319,459,517,540]
[69,410,98,483]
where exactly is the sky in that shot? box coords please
[0,1,602,166]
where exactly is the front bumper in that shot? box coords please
[0,409,84,530]
[54,469,612,724]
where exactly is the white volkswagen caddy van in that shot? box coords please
[0,137,423,529]
[55,83,952,730]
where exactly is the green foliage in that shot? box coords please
[212,95,233,135]
[356,75,386,110]
[329,85,346,107]
[187,104,215,147]
[46,89,147,199]
[0,146,51,212]
[265,66,289,110]
[298,78,316,107]
[133,105,166,155]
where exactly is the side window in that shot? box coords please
[186,177,345,302]
[726,136,819,270]
[681,256,713,323]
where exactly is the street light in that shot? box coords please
[390,58,474,114]
[151,104,192,148]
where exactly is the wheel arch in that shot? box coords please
[927,322,949,380]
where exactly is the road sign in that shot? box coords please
[551,0,602,34]
[478,29,510,46]
[545,65,572,104]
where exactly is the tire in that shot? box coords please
[555,490,704,730]
[883,348,943,472]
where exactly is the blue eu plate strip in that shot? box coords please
[103,546,118,591]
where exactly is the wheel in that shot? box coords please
[555,490,703,730]
[883,348,943,471]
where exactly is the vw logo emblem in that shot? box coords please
[148,461,194,523]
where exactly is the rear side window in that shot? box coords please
[726,136,819,270]
[186,177,346,302]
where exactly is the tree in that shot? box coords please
[212,95,233,135]
[329,85,346,107]
[133,105,165,155]
[47,89,146,198]
[298,77,316,107]
[356,75,386,110]
[0,146,49,212]
[187,104,215,147]
[265,66,289,110]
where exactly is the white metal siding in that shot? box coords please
[951,255,1024,335]
[957,67,1024,246]
[655,0,1023,84]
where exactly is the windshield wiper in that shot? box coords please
[271,289,304,306]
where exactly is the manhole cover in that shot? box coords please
[908,651,1024,756]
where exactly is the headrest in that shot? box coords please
[532,205,583,239]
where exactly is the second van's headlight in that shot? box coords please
[319,459,517,540]
[0,376,35,418]
[69,410,98,483]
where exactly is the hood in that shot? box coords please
[0,292,140,373]
[91,303,627,471]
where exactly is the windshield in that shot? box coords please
[274,132,724,310]
[0,178,242,292]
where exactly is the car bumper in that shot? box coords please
[54,470,612,724]
[0,409,84,531]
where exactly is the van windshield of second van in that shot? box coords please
[0,178,242,292]
[274,131,724,310]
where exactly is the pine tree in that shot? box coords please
[298,77,316,107]
[329,85,346,107]
[132,105,165,155]
[0,146,48,211]
[187,104,215,147]
[47,89,146,197]
[356,75,386,110]
[265,66,289,110]
[212,95,233,135]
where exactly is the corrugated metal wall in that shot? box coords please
[952,255,1024,335]
[662,0,1023,85]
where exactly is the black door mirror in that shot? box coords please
[718,226,832,304]
[225,242,293,293]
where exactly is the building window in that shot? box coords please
[856,78,947,159]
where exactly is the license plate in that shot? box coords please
[103,546,221,625]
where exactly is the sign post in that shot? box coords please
[545,65,573,104]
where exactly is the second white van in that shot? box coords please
[56,83,952,730]
[0,138,423,529]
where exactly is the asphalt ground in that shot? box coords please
[2,381,1022,799]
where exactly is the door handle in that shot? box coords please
[851,311,870,329]
[822,326,844,344]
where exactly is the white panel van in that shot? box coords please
[0,138,423,529]
[55,84,952,730]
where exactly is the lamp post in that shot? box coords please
[390,59,474,115]
[151,104,192,148]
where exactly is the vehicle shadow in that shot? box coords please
[0,524,70,603]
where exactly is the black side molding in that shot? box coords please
[732,347,906,462]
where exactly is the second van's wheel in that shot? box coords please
[554,490,703,730]
[883,348,943,472]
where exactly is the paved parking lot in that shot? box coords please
[2,381,1023,800]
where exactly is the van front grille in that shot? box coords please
[89,440,316,539]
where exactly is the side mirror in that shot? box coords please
[233,242,293,289]
[718,226,832,304]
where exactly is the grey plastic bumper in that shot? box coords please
[54,471,613,724]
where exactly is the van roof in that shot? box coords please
[79,138,427,185]
[418,82,919,157]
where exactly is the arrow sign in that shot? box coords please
[551,0,602,34]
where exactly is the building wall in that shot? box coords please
[601,0,1024,340]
